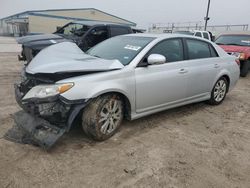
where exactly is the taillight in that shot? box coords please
[235,59,240,66]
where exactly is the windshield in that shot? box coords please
[87,36,155,65]
[215,35,250,46]
[56,23,90,37]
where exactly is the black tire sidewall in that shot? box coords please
[240,61,249,77]
[82,95,124,141]
[209,77,228,105]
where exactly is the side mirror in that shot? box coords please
[91,29,98,35]
[56,26,62,31]
[147,54,166,65]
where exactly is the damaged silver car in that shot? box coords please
[5,34,240,149]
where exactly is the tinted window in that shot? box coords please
[187,39,211,59]
[85,27,108,50]
[209,45,218,57]
[56,23,90,37]
[203,32,209,40]
[110,27,130,36]
[215,35,250,46]
[87,36,154,65]
[149,39,184,62]
[195,32,202,37]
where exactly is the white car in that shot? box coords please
[174,30,213,41]
[6,33,239,149]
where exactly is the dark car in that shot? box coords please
[17,21,133,62]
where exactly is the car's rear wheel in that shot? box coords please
[82,94,124,141]
[208,77,228,105]
[240,60,249,77]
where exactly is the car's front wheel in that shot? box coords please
[82,94,124,141]
[208,77,228,105]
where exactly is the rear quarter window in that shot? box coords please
[186,39,213,59]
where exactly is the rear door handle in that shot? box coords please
[179,69,188,74]
[214,63,220,68]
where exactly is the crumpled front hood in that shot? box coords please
[16,34,63,44]
[16,34,70,50]
[26,42,124,74]
[219,45,250,53]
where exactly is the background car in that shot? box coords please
[215,34,250,77]
[173,30,214,41]
[6,34,239,149]
[16,21,133,63]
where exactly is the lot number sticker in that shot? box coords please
[124,45,141,51]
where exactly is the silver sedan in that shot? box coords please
[11,33,240,148]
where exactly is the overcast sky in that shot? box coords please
[0,0,250,29]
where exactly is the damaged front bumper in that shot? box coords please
[5,111,66,149]
[4,83,86,149]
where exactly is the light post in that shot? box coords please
[204,0,211,31]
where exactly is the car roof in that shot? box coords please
[124,33,212,42]
[71,20,128,27]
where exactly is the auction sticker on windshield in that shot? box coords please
[124,45,141,51]
[241,40,250,44]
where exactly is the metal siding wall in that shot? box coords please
[0,20,13,35]
[42,10,131,25]
[29,16,72,33]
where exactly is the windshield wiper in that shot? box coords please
[92,54,101,58]
[215,43,225,45]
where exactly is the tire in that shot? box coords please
[240,60,249,77]
[208,77,228,105]
[82,94,124,141]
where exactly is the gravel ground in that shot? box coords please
[0,37,250,188]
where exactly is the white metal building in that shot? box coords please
[0,8,136,36]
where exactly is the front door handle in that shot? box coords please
[214,63,220,68]
[179,69,188,74]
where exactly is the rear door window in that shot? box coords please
[209,45,218,57]
[186,39,212,59]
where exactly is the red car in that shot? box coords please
[215,34,250,77]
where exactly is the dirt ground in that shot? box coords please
[0,37,250,188]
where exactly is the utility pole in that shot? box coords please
[204,0,211,31]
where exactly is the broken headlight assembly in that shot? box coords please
[22,83,74,100]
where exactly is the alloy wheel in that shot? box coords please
[214,80,227,102]
[99,99,122,135]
